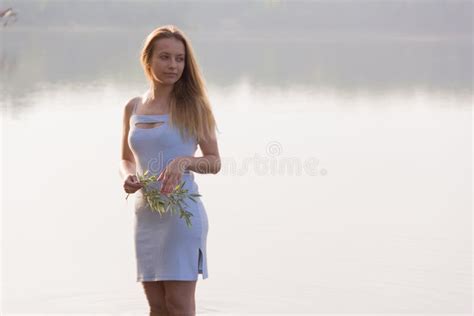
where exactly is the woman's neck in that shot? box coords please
[146,84,173,111]
[149,82,173,99]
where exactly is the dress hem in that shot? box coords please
[137,273,208,282]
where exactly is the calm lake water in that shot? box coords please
[1,1,472,315]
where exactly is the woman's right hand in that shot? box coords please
[123,174,143,194]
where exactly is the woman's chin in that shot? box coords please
[157,78,177,85]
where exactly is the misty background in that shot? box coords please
[1,0,472,315]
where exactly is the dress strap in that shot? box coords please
[132,98,139,115]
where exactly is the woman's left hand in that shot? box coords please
[157,157,189,195]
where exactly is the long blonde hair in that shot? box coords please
[140,25,218,143]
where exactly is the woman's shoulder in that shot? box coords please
[123,96,142,115]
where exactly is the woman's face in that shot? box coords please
[149,37,186,85]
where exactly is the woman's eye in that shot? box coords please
[159,55,183,62]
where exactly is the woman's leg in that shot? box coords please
[163,280,197,316]
[142,281,169,316]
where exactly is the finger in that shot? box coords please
[160,180,167,193]
[166,182,176,193]
[170,175,180,190]
[166,175,178,191]
[131,181,142,187]
[126,181,140,189]
[130,176,142,184]
[165,184,173,194]
[161,173,171,188]
[168,181,177,192]
[160,182,168,194]
[126,182,141,191]
[157,171,165,182]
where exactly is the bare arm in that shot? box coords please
[119,97,140,180]
[180,128,221,174]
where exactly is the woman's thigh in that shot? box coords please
[163,280,197,314]
[142,281,168,314]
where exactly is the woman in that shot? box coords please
[119,25,221,315]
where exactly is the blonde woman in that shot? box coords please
[119,25,221,315]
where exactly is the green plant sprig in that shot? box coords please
[125,169,201,228]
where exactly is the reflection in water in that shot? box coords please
[2,31,472,107]
[1,29,471,114]
[0,0,472,113]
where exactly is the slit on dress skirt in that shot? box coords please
[198,248,203,274]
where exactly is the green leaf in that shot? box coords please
[137,171,199,228]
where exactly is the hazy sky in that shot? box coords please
[1,0,472,38]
